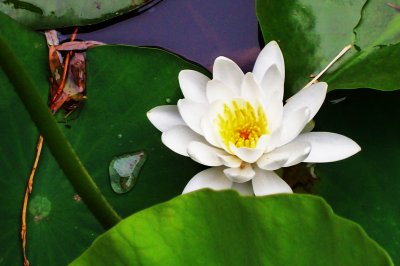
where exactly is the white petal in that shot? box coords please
[223,163,255,183]
[253,41,285,82]
[200,114,221,148]
[178,70,209,103]
[231,182,254,196]
[177,99,207,135]
[278,107,311,146]
[283,143,311,167]
[230,145,264,163]
[257,153,288,171]
[257,141,311,170]
[294,132,361,162]
[206,79,236,103]
[216,154,242,168]
[264,130,281,153]
[213,56,244,94]
[161,125,204,156]
[260,64,284,102]
[284,82,327,123]
[187,141,227,167]
[147,105,185,132]
[252,168,292,196]
[199,101,225,148]
[183,167,232,194]
[257,158,287,171]
[240,73,263,105]
[263,91,283,134]
[255,134,270,152]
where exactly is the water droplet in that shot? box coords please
[109,151,146,194]
[117,133,123,139]
[29,196,52,221]
[165,98,171,103]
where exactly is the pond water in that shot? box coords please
[79,0,259,72]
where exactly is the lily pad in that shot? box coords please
[256,0,400,94]
[71,190,393,265]
[0,0,156,29]
[313,89,400,265]
[0,12,206,265]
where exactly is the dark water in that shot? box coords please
[79,0,259,72]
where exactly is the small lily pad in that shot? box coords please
[0,0,157,29]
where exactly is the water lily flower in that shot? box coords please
[147,41,361,196]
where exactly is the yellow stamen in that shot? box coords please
[218,100,268,151]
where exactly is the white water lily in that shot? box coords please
[147,41,361,196]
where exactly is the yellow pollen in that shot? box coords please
[218,100,268,150]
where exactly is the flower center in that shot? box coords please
[218,100,268,150]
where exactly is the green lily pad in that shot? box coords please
[312,89,400,265]
[0,0,155,29]
[0,12,206,265]
[70,190,393,265]
[256,0,400,94]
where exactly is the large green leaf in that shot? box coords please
[256,0,400,94]
[70,190,392,265]
[0,0,155,29]
[0,12,206,265]
[312,89,400,264]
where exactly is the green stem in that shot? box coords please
[0,34,121,229]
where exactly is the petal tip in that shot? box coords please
[298,132,362,163]
[351,142,362,155]
[266,40,279,47]
[214,56,230,65]
[178,69,189,77]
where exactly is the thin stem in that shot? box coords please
[0,33,122,229]
[303,44,353,88]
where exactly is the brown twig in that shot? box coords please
[21,27,78,266]
[21,136,43,266]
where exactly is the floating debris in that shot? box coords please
[330,97,347,104]
[73,194,81,202]
[109,151,146,194]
